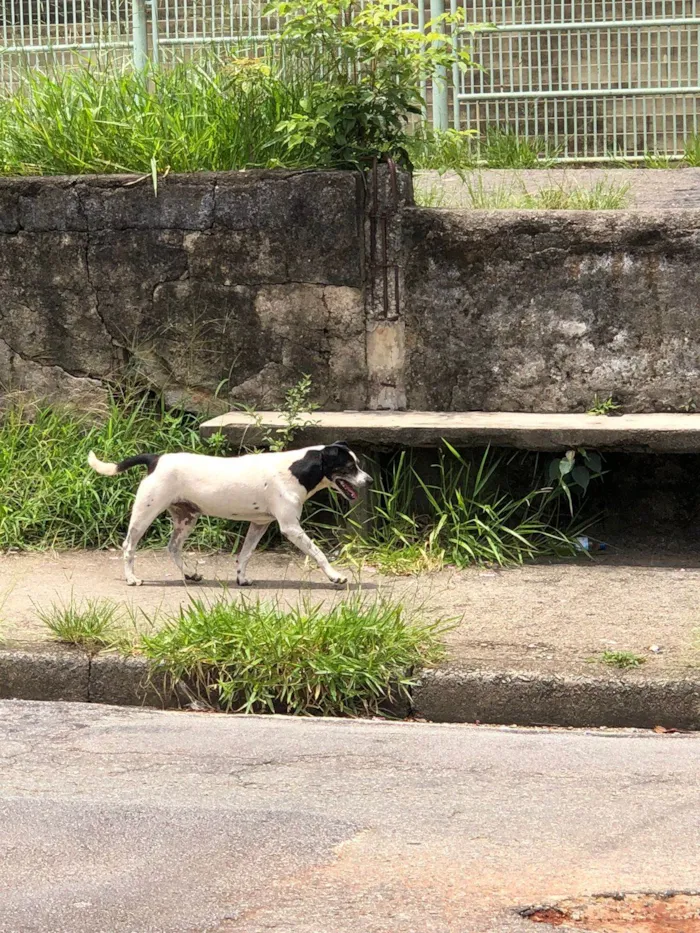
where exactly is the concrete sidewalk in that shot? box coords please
[2,548,699,672]
[1,548,699,727]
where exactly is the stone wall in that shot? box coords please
[401,209,700,413]
[0,170,366,413]
[2,169,700,415]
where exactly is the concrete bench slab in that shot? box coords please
[200,410,700,453]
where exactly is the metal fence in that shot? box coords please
[2,0,699,161]
[457,1,700,160]
[0,0,134,87]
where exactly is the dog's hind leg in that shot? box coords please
[167,502,202,582]
[123,480,169,586]
[236,522,271,586]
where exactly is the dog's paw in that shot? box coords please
[237,573,253,587]
[126,577,143,587]
[330,573,348,586]
[184,572,203,583]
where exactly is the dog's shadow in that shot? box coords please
[143,579,377,592]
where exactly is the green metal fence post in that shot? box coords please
[132,0,149,70]
[149,0,160,66]
[430,0,449,131]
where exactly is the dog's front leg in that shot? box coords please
[278,519,347,585]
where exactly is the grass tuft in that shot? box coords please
[140,595,448,716]
[407,127,559,172]
[478,127,560,168]
[405,127,477,173]
[683,134,700,168]
[414,174,630,210]
[596,650,647,670]
[37,597,126,653]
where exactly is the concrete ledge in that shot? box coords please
[200,410,700,453]
[413,669,700,730]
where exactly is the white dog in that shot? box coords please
[88,442,372,587]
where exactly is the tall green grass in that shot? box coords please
[0,56,309,176]
[0,389,237,549]
[315,445,590,574]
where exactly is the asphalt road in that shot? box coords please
[0,701,698,933]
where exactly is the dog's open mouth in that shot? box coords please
[334,478,359,501]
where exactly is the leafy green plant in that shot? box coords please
[140,595,447,715]
[587,395,621,416]
[241,374,319,452]
[595,650,647,670]
[547,448,603,514]
[37,597,126,653]
[269,0,477,168]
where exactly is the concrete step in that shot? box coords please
[199,410,700,452]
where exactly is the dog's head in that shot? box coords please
[321,441,373,502]
[289,441,372,500]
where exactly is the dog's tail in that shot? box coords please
[88,451,160,477]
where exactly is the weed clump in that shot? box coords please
[141,595,448,716]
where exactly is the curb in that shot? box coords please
[413,669,700,730]
[0,646,179,709]
[1,647,699,728]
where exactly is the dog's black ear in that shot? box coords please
[321,442,352,475]
[329,440,350,449]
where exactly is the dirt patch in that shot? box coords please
[523,893,700,932]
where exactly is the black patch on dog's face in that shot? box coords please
[322,443,361,501]
[321,443,355,477]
